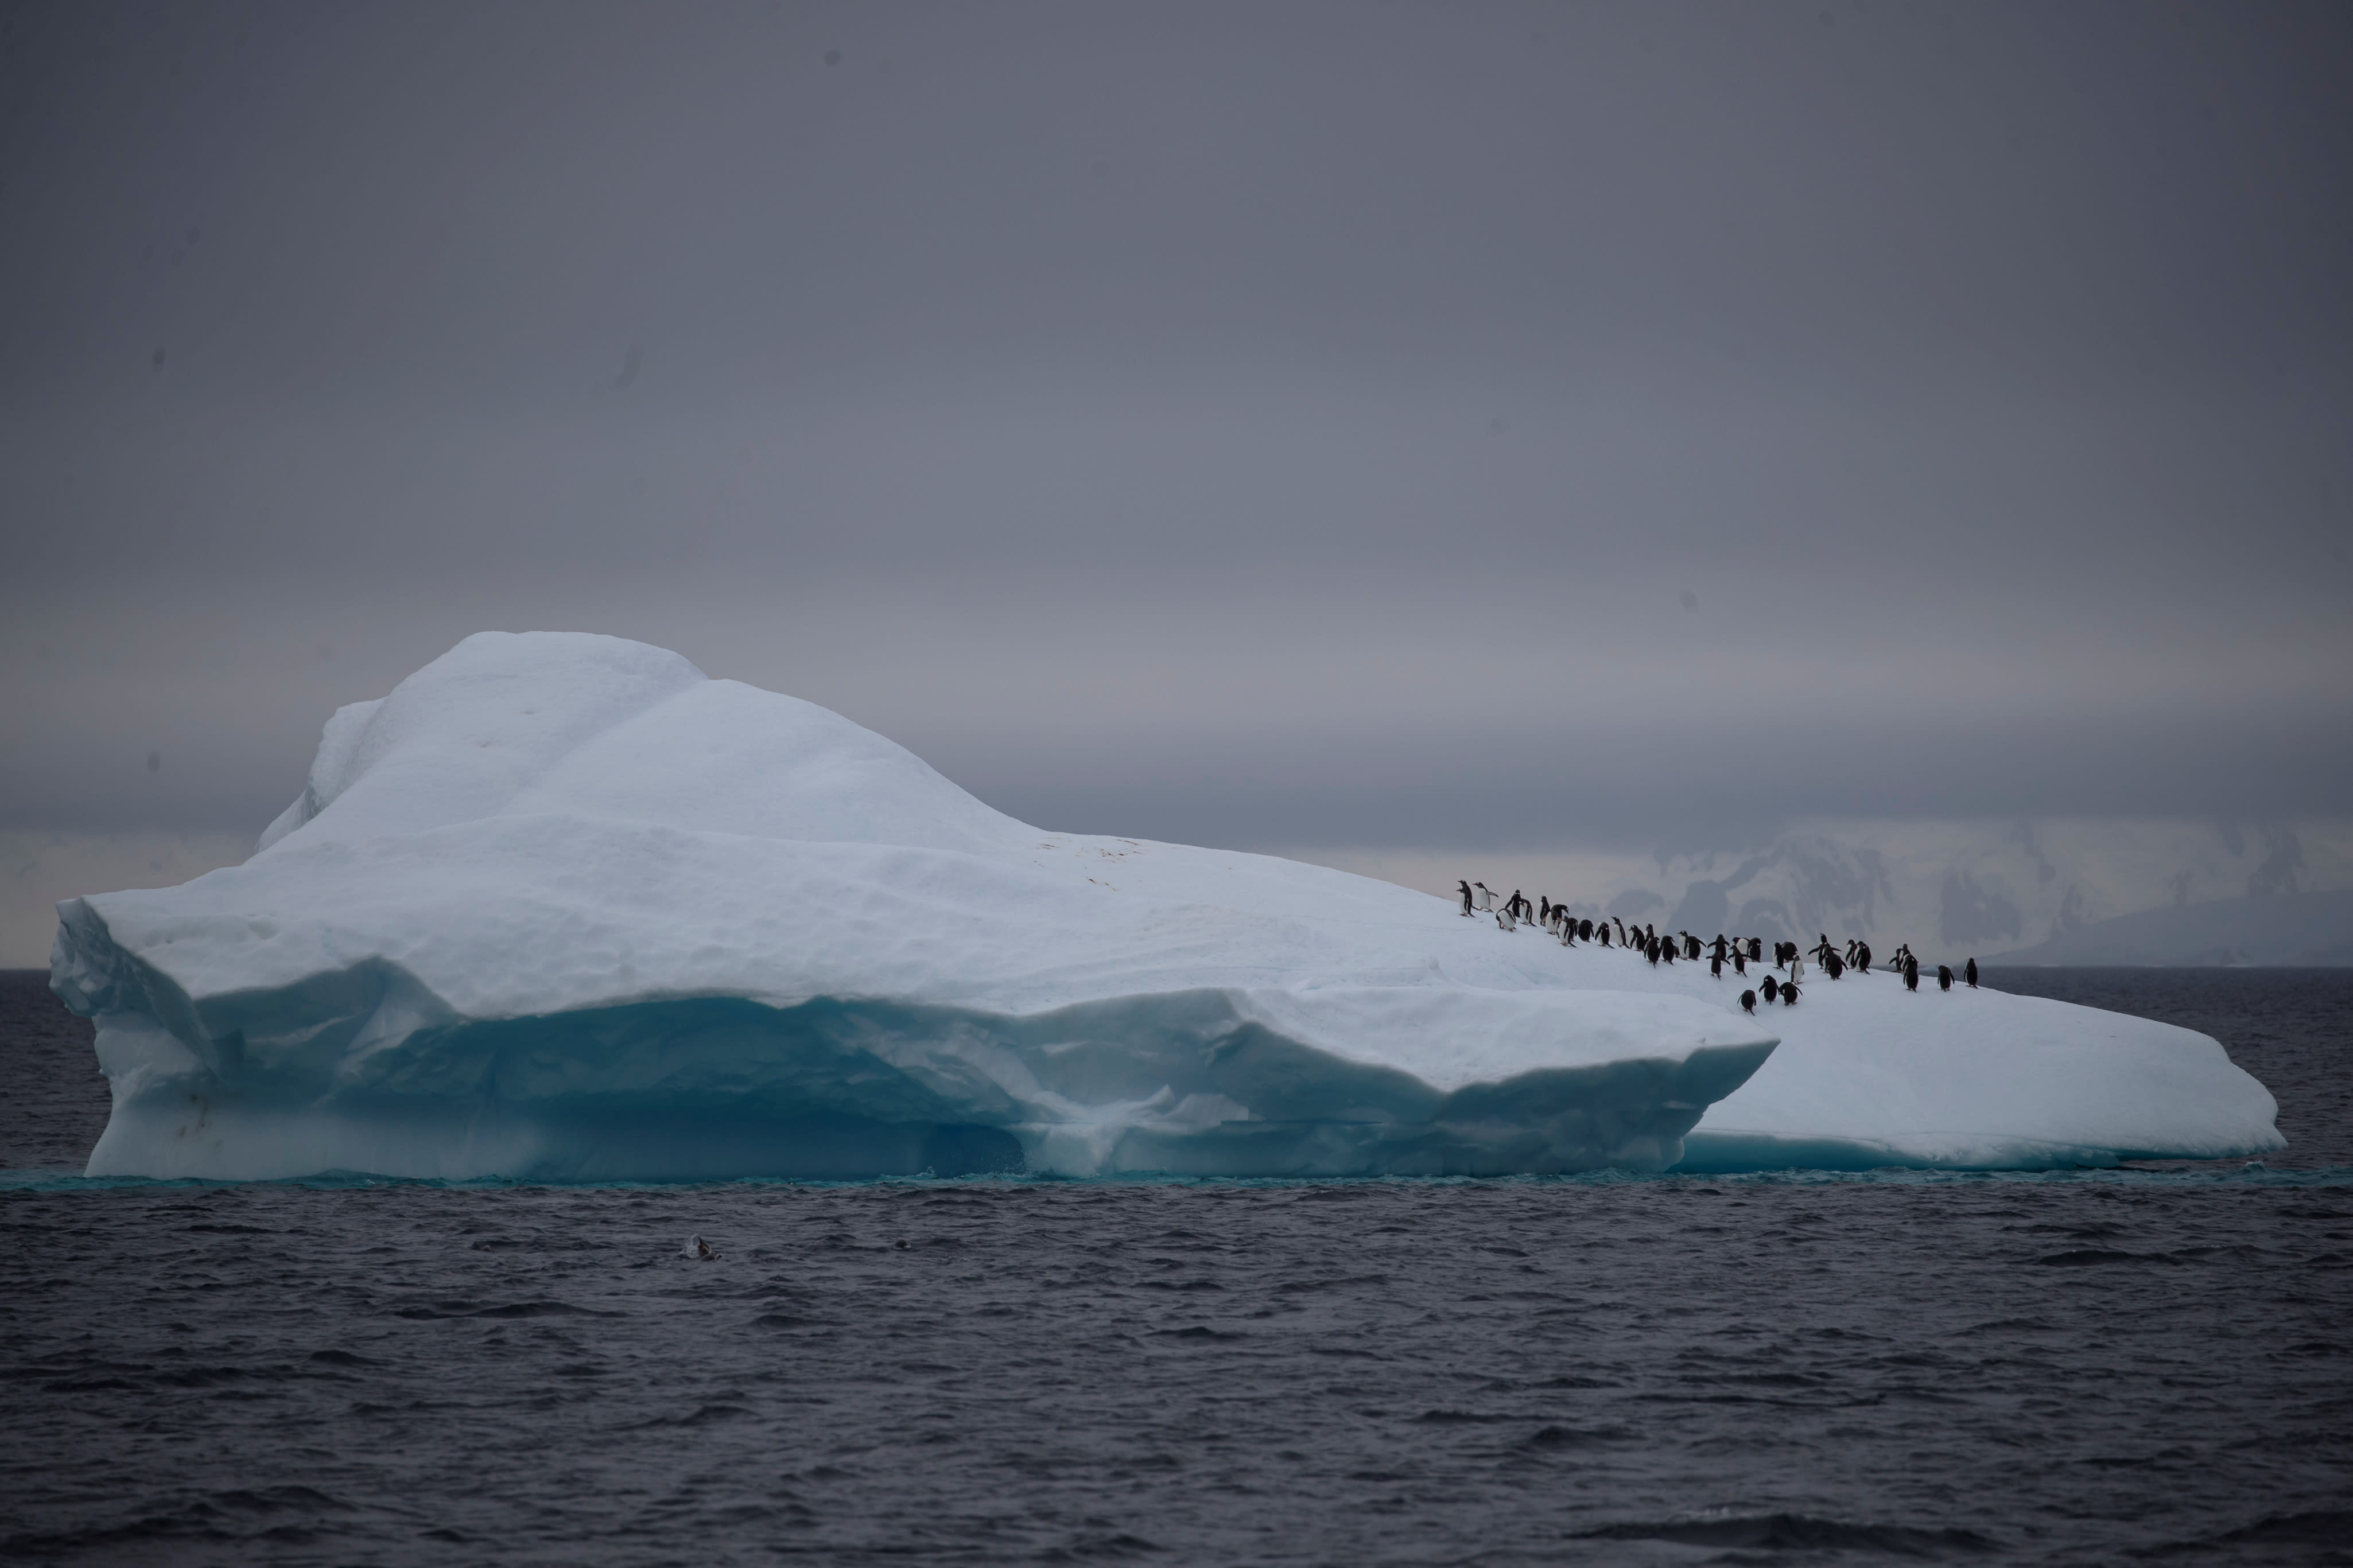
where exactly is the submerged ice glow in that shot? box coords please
[49,633,2279,1180]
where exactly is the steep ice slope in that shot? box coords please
[50,633,1775,1180]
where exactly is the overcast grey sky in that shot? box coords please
[3,0,2350,857]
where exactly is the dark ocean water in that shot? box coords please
[2,968,2348,1566]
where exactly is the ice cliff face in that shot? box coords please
[51,632,1780,1180]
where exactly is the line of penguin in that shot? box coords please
[1455,880,1978,1017]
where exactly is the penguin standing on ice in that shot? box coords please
[1740,989,1758,1014]
[1645,936,1661,966]
[1539,896,1553,927]
[1903,954,1920,992]
[1824,951,1843,980]
[1613,917,1628,947]
[1709,953,1723,979]
[1459,881,1474,916]
[1710,933,1730,964]
[1965,957,1979,988]
[1761,975,1780,1004]
[1476,882,1497,912]
[1856,941,1873,974]
[1733,947,1747,976]
[1597,921,1612,947]
[1781,976,1801,1006]
[1937,963,1954,992]
[1579,918,1595,942]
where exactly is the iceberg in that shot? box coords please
[50,632,1776,1180]
[48,632,2281,1181]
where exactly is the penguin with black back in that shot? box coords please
[1762,975,1780,1003]
[1904,954,1920,992]
[1965,957,1978,988]
[1937,963,1954,992]
[1781,976,1801,1006]
[1825,951,1843,979]
[1857,941,1873,974]
[1740,989,1757,1014]
[1458,881,1474,917]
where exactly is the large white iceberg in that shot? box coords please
[50,633,2281,1181]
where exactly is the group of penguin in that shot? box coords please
[1455,880,1978,1015]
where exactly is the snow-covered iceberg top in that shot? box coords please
[49,632,2280,1180]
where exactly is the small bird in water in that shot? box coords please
[683,1234,720,1261]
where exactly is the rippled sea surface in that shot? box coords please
[3,968,2349,1566]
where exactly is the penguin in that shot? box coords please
[1459,880,1474,917]
[1475,882,1497,912]
[1904,955,1920,993]
[1709,954,1723,979]
[1613,917,1628,947]
[1781,976,1801,1006]
[1579,919,1595,941]
[1965,957,1979,989]
[1497,908,1516,932]
[1825,951,1843,980]
[1684,932,1700,960]
[1749,937,1764,962]
[1645,937,1660,966]
[1598,921,1612,948]
[1937,964,1954,992]
[1761,975,1779,1003]
[1539,896,1553,926]
[1710,933,1729,963]
[1740,989,1757,1014]
[1857,941,1873,974]
[1733,949,1747,976]
[1661,936,1676,964]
